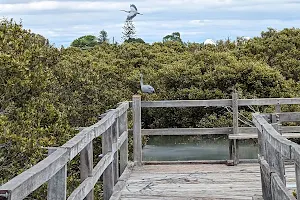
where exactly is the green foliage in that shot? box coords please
[125,37,145,43]
[98,30,109,44]
[0,19,76,199]
[235,27,300,81]
[163,32,183,43]
[293,189,297,199]
[71,35,98,49]
[2,18,300,199]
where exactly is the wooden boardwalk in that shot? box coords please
[2,97,300,200]
[117,163,263,200]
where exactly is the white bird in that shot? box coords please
[204,39,216,46]
[140,74,155,94]
[120,4,143,21]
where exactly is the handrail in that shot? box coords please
[252,112,300,200]
[141,126,300,136]
[0,148,69,199]
[0,101,130,200]
[134,94,300,165]
[141,98,300,108]
[2,95,300,200]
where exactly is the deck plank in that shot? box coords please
[118,164,263,200]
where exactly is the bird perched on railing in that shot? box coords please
[140,73,155,94]
[120,4,143,21]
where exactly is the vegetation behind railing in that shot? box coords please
[3,20,300,199]
[0,102,129,200]
[3,97,300,199]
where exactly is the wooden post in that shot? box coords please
[257,124,264,158]
[265,140,285,185]
[229,139,233,161]
[120,111,128,174]
[275,104,282,135]
[275,150,285,185]
[133,95,142,166]
[112,117,119,185]
[102,127,114,200]
[259,156,272,200]
[232,92,239,165]
[268,114,285,185]
[275,104,281,113]
[295,163,300,199]
[270,113,285,179]
[47,148,67,200]
[80,142,94,200]
[271,113,281,135]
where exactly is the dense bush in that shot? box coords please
[1,19,300,199]
[235,28,300,82]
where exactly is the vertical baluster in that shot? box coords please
[80,142,94,200]
[47,148,67,200]
[275,104,281,113]
[120,110,128,174]
[112,113,119,184]
[232,92,239,165]
[275,104,282,135]
[295,163,300,199]
[259,157,272,200]
[133,95,142,166]
[102,127,114,200]
[292,147,300,199]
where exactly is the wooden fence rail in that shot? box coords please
[133,94,300,165]
[0,102,130,200]
[141,98,300,107]
[2,95,300,199]
[252,112,300,200]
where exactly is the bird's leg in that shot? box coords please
[120,10,130,13]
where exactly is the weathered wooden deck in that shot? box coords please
[114,163,297,200]
[117,163,262,200]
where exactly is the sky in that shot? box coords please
[1,0,300,47]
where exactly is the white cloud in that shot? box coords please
[189,20,212,26]
[2,0,296,14]
[0,0,299,46]
[181,31,205,36]
[0,1,128,13]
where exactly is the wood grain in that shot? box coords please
[117,164,263,200]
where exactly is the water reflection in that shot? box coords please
[143,135,258,161]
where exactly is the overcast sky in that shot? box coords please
[1,0,300,47]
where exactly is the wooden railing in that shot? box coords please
[2,95,300,199]
[252,112,300,200]
[0,102,129,200]
[132,94,300,165]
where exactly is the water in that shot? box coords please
[143,135,258,161]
